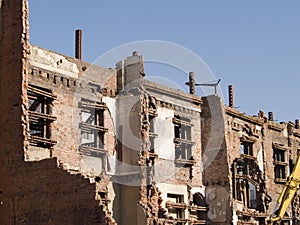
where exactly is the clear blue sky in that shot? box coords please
[28,0,300,122]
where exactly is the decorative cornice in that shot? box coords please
[225,107,264,126]
[144,80,203,105]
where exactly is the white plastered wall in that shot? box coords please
[154,106,175,160]
[29,46,79,79]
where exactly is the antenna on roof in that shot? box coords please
[185,75,221,95]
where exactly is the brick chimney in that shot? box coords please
[268,112,274,121]
[228,85,234,108]
[189,72,196,95]
[75,29,82,60]
[295,119,299,129]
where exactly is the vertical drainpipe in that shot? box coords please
[75,29,82,60]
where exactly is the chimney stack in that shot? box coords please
[228,85,234,108]
[189,72,196,95]
[295,119,299,129]
[75,29,82,60]
[268,112,274,121]
[132,51,139,56]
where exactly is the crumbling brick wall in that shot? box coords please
[0,0,30,223]
[0,0,115,224]
[4,158,108,225]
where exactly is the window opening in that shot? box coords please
[166,193,185,225]
[173,115,195,166]
[240,141,253,156]
[273,147,287,182]
[28,84,57,148]
[79,99,108,164]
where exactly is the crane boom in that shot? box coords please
[269,154,300,223]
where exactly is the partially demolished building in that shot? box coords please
[1,0,300,224]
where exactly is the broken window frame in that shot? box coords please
[233,163,259,210]
[145,99,158,181]
[173,115,195,166]
[148,110,158,160]
[233,138,266,211]
[248,182,257,209]
[166,193,186,225]
[79,99,108,167]
[28,84,57,148]
[273,145,288,183]
[240,141,254,157]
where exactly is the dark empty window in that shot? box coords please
[273,147,287,181]
[240,141,253,156]
[274,149,285,162]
